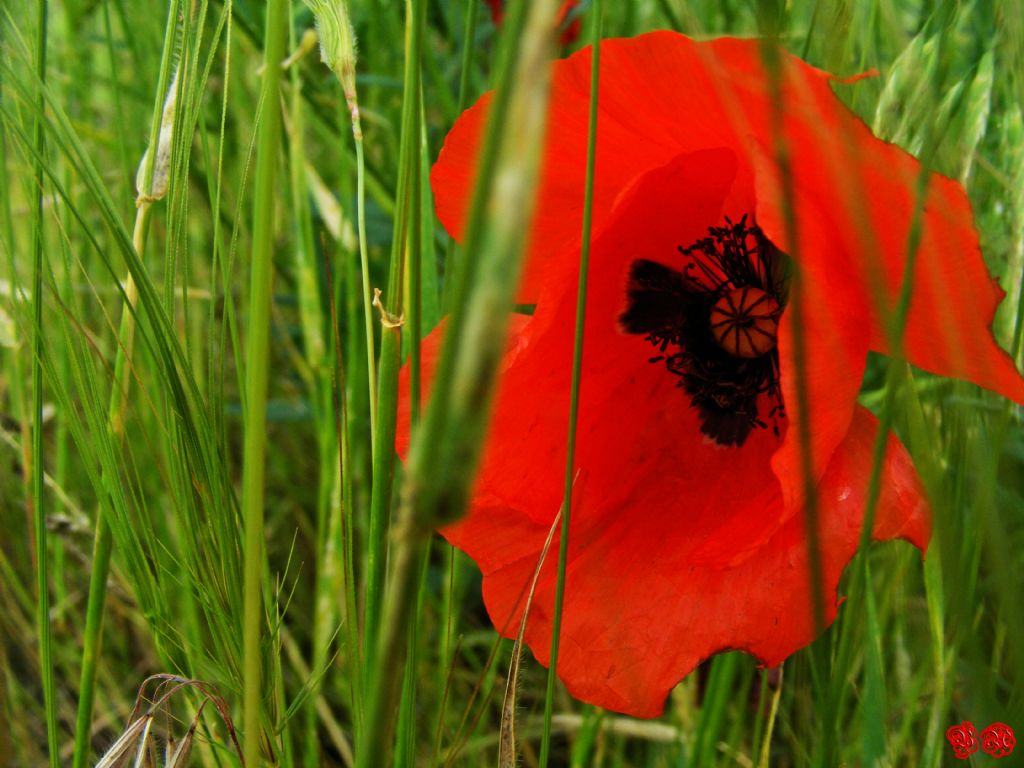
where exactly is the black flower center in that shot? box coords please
[619,215,787,447]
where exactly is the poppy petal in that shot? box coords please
[412,30,1016,720]
[433,148,809,716]
[395,313,533,461]
[457,406,927,718]
[417,120,927,718]
[454,146,779,554]
[432,29,1024,410]
[768,200,872,511]
[406,147,744,533]
[430,35,758,304]
[720,35,1024,407]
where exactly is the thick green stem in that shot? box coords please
[433,1,479,751]
[241,0,289,763]
[357,0,559,763]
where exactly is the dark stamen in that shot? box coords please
[619,216,787,447]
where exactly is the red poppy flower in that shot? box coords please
[484,0,582,46]
[398,32,1024,717]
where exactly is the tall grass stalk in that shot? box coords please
[297,9,370,743]
[432,2,481,755]
[284,21,340,768]
[71,203,150,768]
[28,1,58,765]
[355,140,376,450]
[363,0,424,678]
[756,6,832,763]
[358,0,560,762]
[756,0,826,637]
[539,1,603,765]
[439,0,480,313]
[842,66,947,768]
[71,5,181,757]
[306,0,380,450]
[241,0,289,762]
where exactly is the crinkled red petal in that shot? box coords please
[451,406,928,717]
[712,34,1024,408]
[405,148,743,528]
[432,33,1024,495]
[413,30,1023,717]
[431,34,756,303]
[403,150,925,718]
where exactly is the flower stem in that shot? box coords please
[539,2,602,766]
[242,0,289,763]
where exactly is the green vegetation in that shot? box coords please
[1,0,1022,765]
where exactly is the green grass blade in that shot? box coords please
[28,1,59,765]
[358,0,560,762]
[71,2,182,758]
[362,0,424,697]
[539,2,602,765]
[241,0,289,762]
